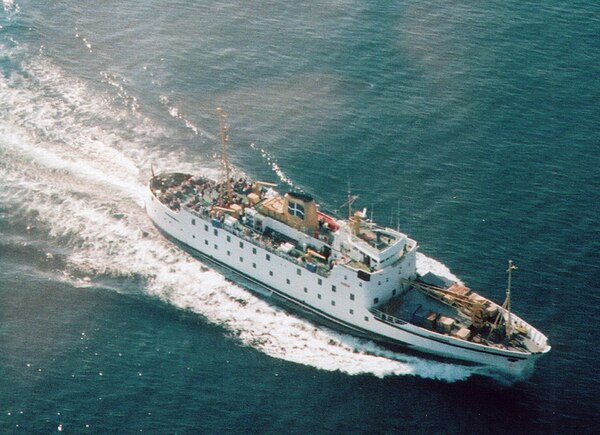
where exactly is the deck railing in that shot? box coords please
[370,308,407,326]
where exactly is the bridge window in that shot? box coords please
[288,201,305,219]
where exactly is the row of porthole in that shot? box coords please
[188,215,376,323]
[188,216,381,319]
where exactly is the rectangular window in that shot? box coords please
[331,301,335,306]
[297,268,302,276]
[266,253,271,261]
[269,270,273,276]
[304,287,308,293]
[373,297,379,304]
[214,229,218,236]
[227,235,231,242]
[239,241,244,249]
[318,278,322,286]
[392,289,396,295]
[350,294,355,301]
[205,240,209,245]
[252,263,256,269]
[364,316,369,322]
[214,244,218,250]
[204,224,208,231]
[227,250,231,256]
[317,294,322,299]
[252,247,257,254]
[192,219,196,226]
[349,309,354,315]
[286,279,290,285]
[287,201,305,219]
[239,257,244,263]
[331,285,336,293]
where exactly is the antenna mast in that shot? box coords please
[340,192,359,219]
[217,107,233,204]
[396,199,400,231]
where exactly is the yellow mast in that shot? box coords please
[217,107,233,204]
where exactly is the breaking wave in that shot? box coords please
[0,45,487,383]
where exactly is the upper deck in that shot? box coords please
[149,172,416,276]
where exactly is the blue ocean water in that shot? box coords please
[1,0,599,432]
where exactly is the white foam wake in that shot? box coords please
[249,142,301,190]
[159,95,217,140]
[2,0,19,17]
[0,47,478,382]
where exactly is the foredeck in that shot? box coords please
[380,287,466,325]
[372,282,538,353]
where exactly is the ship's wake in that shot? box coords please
[0,45,510,384]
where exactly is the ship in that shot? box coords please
[145,109,550,380]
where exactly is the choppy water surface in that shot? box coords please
[1,1,598,432]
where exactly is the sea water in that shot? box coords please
[1,1,598,432]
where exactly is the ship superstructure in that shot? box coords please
[145,111,550,380]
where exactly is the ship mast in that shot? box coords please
[489,259,517,338]
[217,107,233,204]
[504,259,517,336]
[341,182,359,219]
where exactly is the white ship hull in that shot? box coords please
[146,186,549,380]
